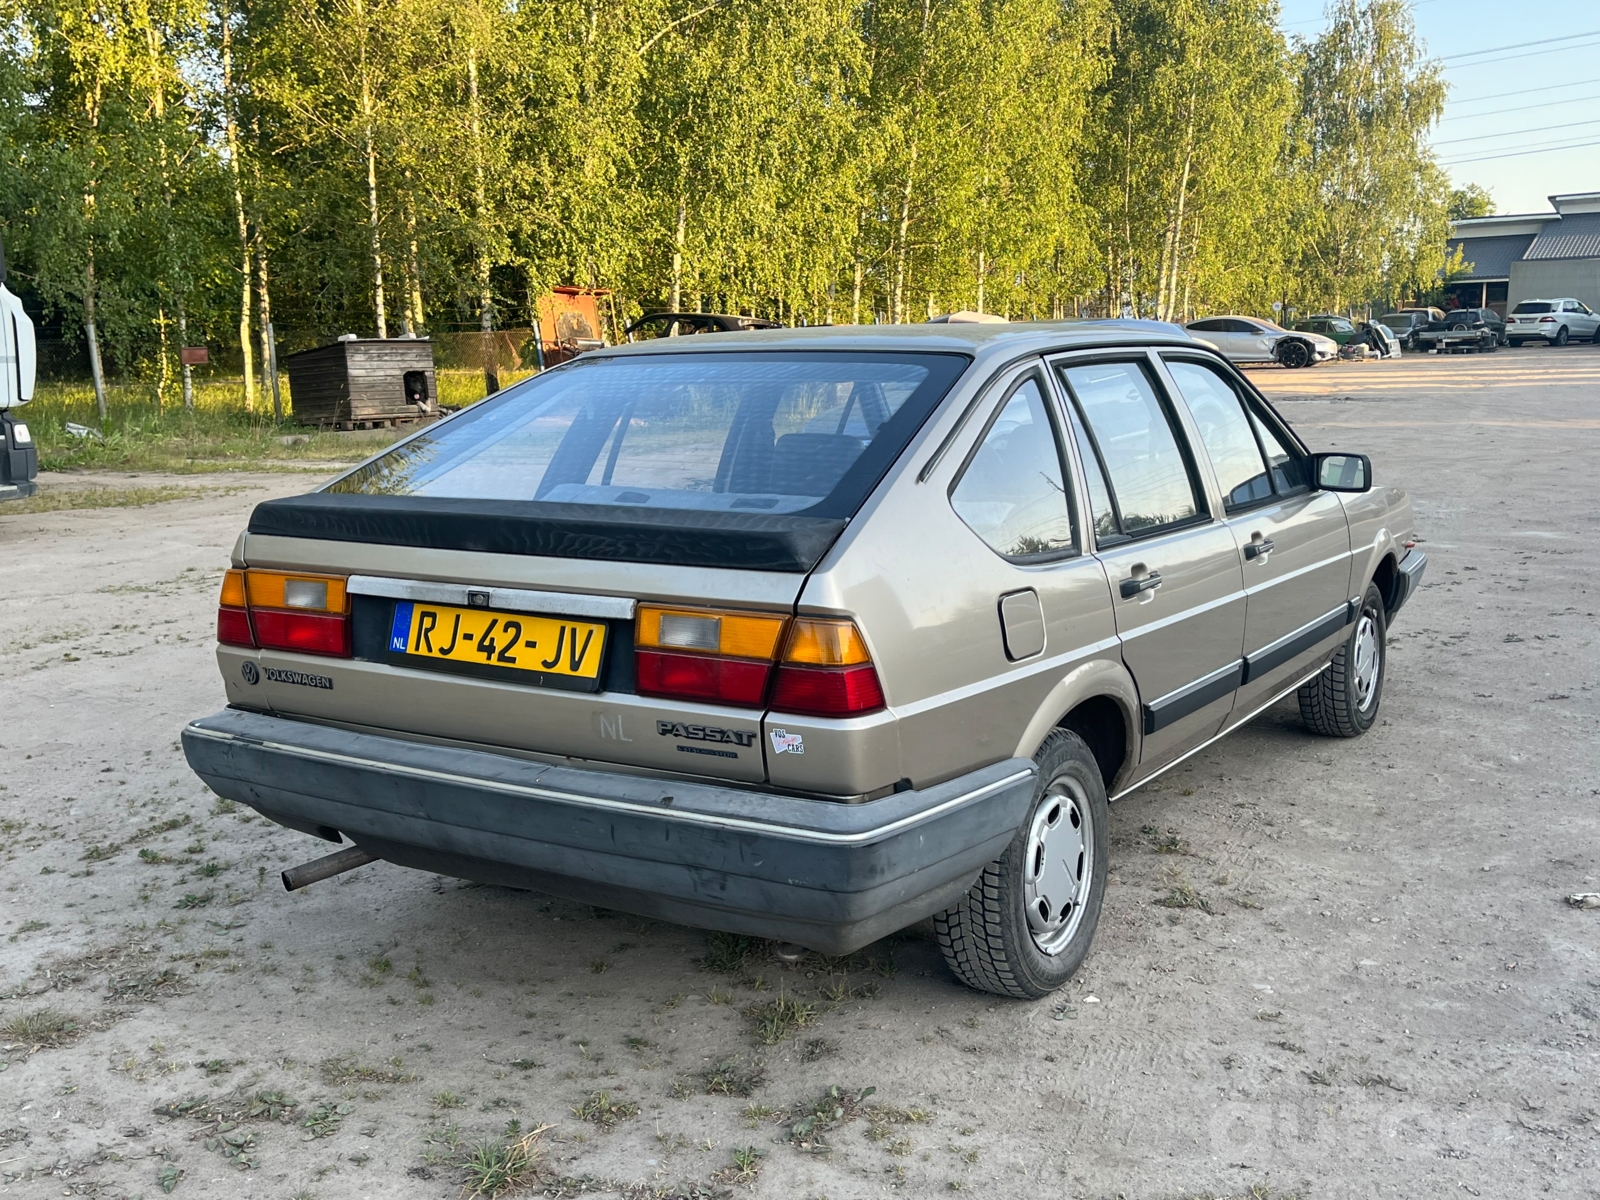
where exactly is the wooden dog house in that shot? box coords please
[283,337,438,429]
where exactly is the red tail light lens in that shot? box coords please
[217,605,255,648]
[636,650,771,706]
[251,609,350,656]
[770,663,885,716]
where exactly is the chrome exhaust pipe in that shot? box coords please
[282,846,378,892]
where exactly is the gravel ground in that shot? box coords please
[1,348,1597,1200]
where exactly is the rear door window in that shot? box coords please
[329,352,967,519]
[1056,361,1205,540]
[950,374,1077,561]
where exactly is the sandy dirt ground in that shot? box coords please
[1,348,1597,1200]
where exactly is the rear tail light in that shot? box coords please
[1539,316,1556,323]
[216,569,351,657]
[771,618,885,717]
[635,606,788,706]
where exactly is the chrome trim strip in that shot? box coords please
[1111,662,1328,801]
[1112,585,1246,643]
[346,575,636,620]
[184,723,1031,847]
[1241,547,1352,597]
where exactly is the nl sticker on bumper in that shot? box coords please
[389,601,606,680]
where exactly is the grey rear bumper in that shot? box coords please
[181,709,1036,954]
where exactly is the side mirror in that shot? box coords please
[1313,452,1371,492]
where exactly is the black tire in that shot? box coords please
[1277,339,1311,369]
[934,729,1109,999]
[1482,333,1498,353]
[1298,582,1387,738]
[1508,339,1523,348]
[1554,327,1569,347]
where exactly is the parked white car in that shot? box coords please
[1184,317,1337,369]
[1505,298,1600,347]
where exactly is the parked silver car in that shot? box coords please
[1183,316,1337,368]
[183,322,1425,998]
[1505,298,1600,346]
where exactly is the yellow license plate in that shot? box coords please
[389,602,607,681]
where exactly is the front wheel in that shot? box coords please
[1277,339,1311,369]
[935,729,1109,999]
[1299,582,1387,738]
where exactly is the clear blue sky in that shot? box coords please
[1278,0,1600,215]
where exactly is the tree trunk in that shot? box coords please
[468,44,496,394]
[222,14,255,410]
[177,301,194,412]
[84,258,107,423]
[852,259,862,325]
[258,248,281,421]
[358,0,386,338]
[403,175,424,334]
[671,196,685,313]
[892,142,917,324]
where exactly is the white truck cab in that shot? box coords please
[0,229,39,502]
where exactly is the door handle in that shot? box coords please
[1119,571,1162,599]
[1244,538,1276,561]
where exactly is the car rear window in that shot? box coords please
[1512,302,1553,314]
[328,351,966,520]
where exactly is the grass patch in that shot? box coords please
[700,932,770,974]
[714,1144,765,1186]
[746,992,820,1045]
[571,1090,639,1129]
[1153,871,1215,914]
[5,485,212,514]
[23,371,519,475]
[1,1007,82,1049]
[701,1056,767,1097]
[461,1121,551,1198]
[784,1084,876,1154]
[319,1054,417,1086]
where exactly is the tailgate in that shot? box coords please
[227,533,806,784]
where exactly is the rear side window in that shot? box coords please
[1512,302,1553,314]
[950,374,1076,561]
[329,352,967,519]
[1057,361,1204,540]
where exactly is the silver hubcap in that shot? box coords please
[1023,778,1093,955]
[1352,610,1382,713]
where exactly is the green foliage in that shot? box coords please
[0,0,1458,399]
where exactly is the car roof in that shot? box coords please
[591,319,1202,363]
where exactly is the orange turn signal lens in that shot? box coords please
[219,569,247,609]
[244,570,348,614]
[636,606,788,660]
[782,618,872,666]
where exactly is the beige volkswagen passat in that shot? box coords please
[183,322,1425,999]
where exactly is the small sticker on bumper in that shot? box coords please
[769,728,804,755]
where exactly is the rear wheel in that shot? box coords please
[1298,582,1387,738]
[1508,338,1523,348]
[1554,327,1569,347]
[935,729,1109,999]
[1277,339,1311,369]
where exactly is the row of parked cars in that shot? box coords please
[1187,297,1600,366]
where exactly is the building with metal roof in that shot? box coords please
[1447,193,1600,316]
